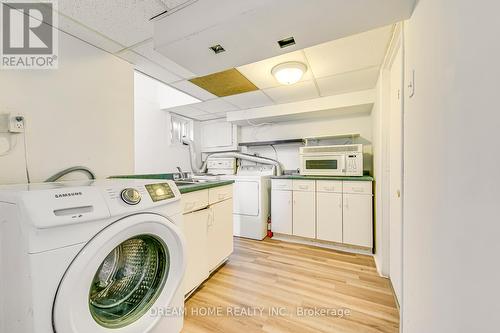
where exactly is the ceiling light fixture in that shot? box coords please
[271,61,307,85]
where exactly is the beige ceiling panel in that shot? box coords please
[190,99,239,114]
[189,69,258,97]
[222,91,274,109]
[304,25,394,79]
[263,80,319,104]
[317,67,380,97]
[237,50,313,89]
[169,80,218,101]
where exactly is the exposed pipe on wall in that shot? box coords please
[182,137,283,176]
[45,166,96,182]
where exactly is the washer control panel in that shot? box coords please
[144,183,175,202]
[120,188,142,205]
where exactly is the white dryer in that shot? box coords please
[219,165,274,240]
[0,179,186,333]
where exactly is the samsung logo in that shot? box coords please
[55,192,83,199]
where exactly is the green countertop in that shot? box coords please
[177,180,234,194]
[271,175,374,181]
[109,174,234,194]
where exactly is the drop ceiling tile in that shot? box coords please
[167,105,207,117]
[317,67,380,97]
[132,40,196,79]
[117,50,181,83]
[58,14,125,53]
[237,50,314,89]
[222,91,274,109]
[195,112,227,121]
[169,80,218,101]
[58,0,169,47]
[263,80,319,104]
[304,25,393,79]
[190,99,238,114]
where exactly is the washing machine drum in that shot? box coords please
[53,214,185,333]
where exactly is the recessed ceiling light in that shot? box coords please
[210,44,225,54]
[271,61,307,85]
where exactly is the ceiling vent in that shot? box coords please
[277,36,296,48]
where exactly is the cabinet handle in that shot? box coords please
[185,202,195,210]
[352,187,363,193]
[299,185,308,190]
[338,197,342,208]
[344,197,349,209]
[218,193,226,199]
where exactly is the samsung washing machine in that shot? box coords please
[0,179,186,333]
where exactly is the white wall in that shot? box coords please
[240,111,373,172]
[403,1,500,332]
[134,72,193,174]
[0,30,134,184]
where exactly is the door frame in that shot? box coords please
[378,22,405,329]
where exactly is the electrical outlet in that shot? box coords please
[8,114,25,133]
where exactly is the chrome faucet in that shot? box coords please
[176,166,188,180]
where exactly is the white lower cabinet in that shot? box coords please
[181,185,233,296]
[343,193,373,247]
[207,198,233,271]
[270,179,373,249]
[271,189,292,235]
[292,190,316,238]
[316,192,343,243]
[183,208,209,294]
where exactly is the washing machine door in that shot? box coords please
[53,213,185,333]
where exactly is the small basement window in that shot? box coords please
[171,114,193,145]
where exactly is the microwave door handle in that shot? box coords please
[340,157,346,174]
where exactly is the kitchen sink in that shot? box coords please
[174,179,210,186]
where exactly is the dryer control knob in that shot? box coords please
[120,188,141,205]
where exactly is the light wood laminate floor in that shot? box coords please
[183,237,399,333]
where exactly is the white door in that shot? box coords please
[271,189,292,235]
[183,208,209,295]
[53,214,185,333]
[343,193,373,247]
[316,192,343,243]
[292,191,316,238]
[389,46,403,303]
[207,199,234,271]
[233,180,259,216]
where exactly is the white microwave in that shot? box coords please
[299,144,363,176]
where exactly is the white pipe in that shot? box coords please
[182,137,283,176]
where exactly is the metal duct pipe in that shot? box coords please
[182,138,205,174]
[182,137,283,176]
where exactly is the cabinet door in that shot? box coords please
[292,191,316,238]
[343,194,373,247]
[271,190,292,235]
[207,199,234,271]
[201,120,238,152]
[182,209,209,295]
[316,192,343,243]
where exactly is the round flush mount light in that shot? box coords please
[271,61,307,85]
